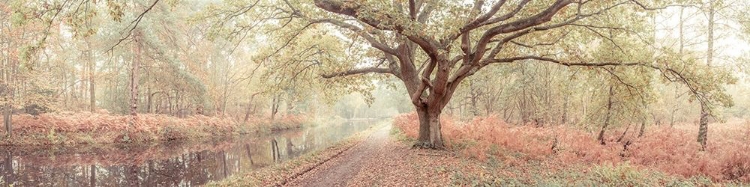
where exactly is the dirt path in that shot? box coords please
[284,125,464,187]
[284,124,392,187]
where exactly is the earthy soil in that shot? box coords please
[284,125,468,187]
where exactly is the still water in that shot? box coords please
[0,120,376,187]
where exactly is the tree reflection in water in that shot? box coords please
[0,120,374,187]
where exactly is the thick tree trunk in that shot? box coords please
[427,111,443,148]
[697,104,709,151]
[416,106,430,144]
[414,106,444,149]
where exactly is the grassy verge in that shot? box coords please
[0,113,309,146]
[207,121,387,186]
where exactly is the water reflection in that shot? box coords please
[0,120,375,187]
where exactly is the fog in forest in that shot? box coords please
[1,0,750,186]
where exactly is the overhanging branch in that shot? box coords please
[321,67,393,78]
[489,55,713,107]
[107,0,161,53]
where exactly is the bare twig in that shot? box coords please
[107,0,161,53]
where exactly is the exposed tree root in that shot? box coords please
[412,141,444,150]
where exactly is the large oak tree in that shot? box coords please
[205,0,734,148]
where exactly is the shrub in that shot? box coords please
[392,112,750,183]
[0,113,308,146]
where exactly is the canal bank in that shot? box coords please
[0,119,379,186]
[0,113,309,146]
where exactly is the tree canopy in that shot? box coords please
[202,0,740,148]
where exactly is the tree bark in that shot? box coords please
[415,106,430,145]
[706,0,714,68]
[617,123,631,142]
[697,0,714,151]
[87,39,96,112]
[271,94,281,120]
[427,110,443,148]
[3,104,10,137]
[130,30,141,116]
[697,104,709,151]
[414,105,445,149]
[89,165,96,187]
[598,85,614,145]
[469,81,478,116]
[638,121,646,138]
[243,92,263,122]
[562,93,568,125]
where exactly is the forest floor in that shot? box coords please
[284,124,462,187]
[210,121,481,187]
[212,114,750,186]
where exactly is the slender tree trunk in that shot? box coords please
[245,144,255,165]
[669,108,677,127]
[147,91,154,113]
[243,92,263,122]
[87,39,96,112]
[286,92,296,115]
[598,85,615,145]
[2,30,13,137]
[3,104,10,137]
[697,0,715,151]
[271,94,280,120]
[698,105,709,151]
[130,30,141,116]
[89,165,96,187]
[469,81,478,116]
[4,151,13,184]
[617,123,631,142]
[562,94,569,125]
[271,139,279,162]
[2,49,13,137]
[243,97,255,122]
[221,87,229,116]
[638,121,646,138]
[679,7,685,55]
[222,151,228,178]
[707,1,714,68]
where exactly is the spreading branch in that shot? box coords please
[107,0,161,53]
[321,67,393,78]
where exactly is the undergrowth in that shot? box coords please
[394,112,750,184]
[0,113,307,146]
